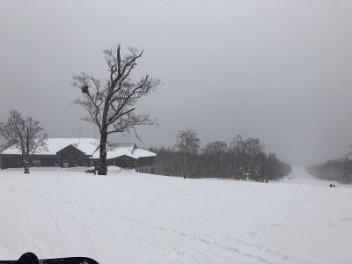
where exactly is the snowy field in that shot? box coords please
[0,167,351,264]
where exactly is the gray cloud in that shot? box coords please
[0,0,352,166]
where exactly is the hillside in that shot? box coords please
[0,167,351,264]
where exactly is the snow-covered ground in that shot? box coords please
[0,167,351,264]
[280,167,346,187]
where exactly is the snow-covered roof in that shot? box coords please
[1,138,156,160]
[91,145,156,160]
[1,138,100,156]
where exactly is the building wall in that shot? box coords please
[56,145,90,167]
[0,154,58,169]
[92,156,155,172]
[0,155,23,169]
[0,148,156,172]
[137,156,155,167]
[110,155,136,168]
[0,145,90,169]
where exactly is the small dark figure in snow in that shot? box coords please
[330,184,336,188]
[183,174,186,179]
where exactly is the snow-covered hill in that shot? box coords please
[280,167,346,187]
[0,168,351,264]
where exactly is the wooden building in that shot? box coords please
[91,144,156,173]
[0,138,156,173]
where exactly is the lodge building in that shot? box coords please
[0,138,156,173]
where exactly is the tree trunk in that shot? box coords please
[24,161,29,174]
[23,154,29,174]
[183,151,187,178]
[21,145,30,174]
[25,138,30,174]
[98,130,108,175]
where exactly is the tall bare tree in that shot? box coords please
[230,134,246,178]
[73,45,160,175]
[175,129,201,178]
[0,110,47,174]
[203,141,228,177]
[244,137,265,177]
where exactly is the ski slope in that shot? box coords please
[0,167,351,264]
[280,167,344,187]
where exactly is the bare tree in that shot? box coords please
[73,45,160,175]
[230,134,246,178]
[0,110,47,174]
[175,129,201,178]
[203,141,228,177]
[244,138,265,177]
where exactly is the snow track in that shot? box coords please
[0,168,351,264]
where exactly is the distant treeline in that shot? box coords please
[307,159,352,184]
[150,133,292,181]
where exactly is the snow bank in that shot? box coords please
[0,168,351,264]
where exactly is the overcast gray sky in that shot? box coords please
[0,0,351,166]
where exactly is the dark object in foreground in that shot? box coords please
[330,184,336,187]
[0,252,99,264]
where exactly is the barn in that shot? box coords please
[0,138,156,173]
[91,144,156,173]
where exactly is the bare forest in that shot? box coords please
[151,131,291,181]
